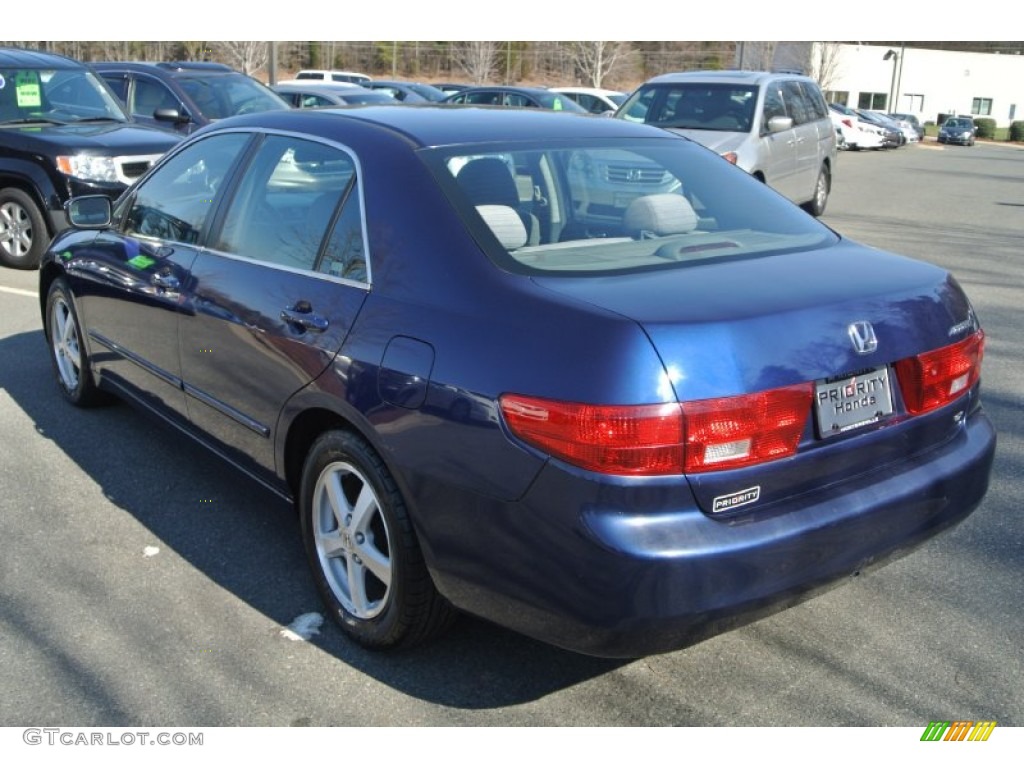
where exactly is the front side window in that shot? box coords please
[133,77,180,118]
[215,134,359,273]
[781,81,812,125]
[122,132,250,244]
[178,75,285,120]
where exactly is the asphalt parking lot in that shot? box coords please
[0,139,1021,727]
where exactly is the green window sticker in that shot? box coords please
[127,255,156,270]
[15,71,41,109]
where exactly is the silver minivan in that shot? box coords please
[616,70,837,216]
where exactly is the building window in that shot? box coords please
[857,92,888,110]
[971,97,993,116]
[903,94,924,113]
[825,90,849,106]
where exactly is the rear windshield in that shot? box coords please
[422,136,836,276]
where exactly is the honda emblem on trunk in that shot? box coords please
[848,321,878,355]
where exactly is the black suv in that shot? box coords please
[0,47,179,269]
[92,61,289,136]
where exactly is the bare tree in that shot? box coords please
[809,42,843,92]
[180,41,213,61]
[736,41,777,70]
[566,41,630,88]
[216,41,268,76]
[453,41,499,84]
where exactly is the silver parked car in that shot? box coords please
[615,70,837,216]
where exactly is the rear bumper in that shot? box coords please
[427,408,995,657]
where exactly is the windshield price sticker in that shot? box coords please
[15,71,42,108]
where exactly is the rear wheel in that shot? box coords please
[801,165,830,217]
[0,188,47,269]
[299,430,455,649]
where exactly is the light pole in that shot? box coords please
[883,49,899,112]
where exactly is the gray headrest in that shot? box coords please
[476,205,527,250]
[624,194,698,236]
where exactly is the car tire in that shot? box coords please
[44,278,108,407]
[299,429,455,649]
[801,165,830,217]
[0,187,48,270]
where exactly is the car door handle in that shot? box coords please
[281,304,329,333]
[152,273,179,290]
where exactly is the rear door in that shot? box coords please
[178,133,369,480]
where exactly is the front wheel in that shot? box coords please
[299,430,455,649]
[801,165,830,217]
[44,278,107,406]
[0,187,47,269]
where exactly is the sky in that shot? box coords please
[10,1,997,45]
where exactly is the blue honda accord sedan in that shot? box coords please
[38,106,995,657]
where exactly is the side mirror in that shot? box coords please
[154,107,191,125]
[65,196,112,229]
[767,115,794,134]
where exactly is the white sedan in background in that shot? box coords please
[829,104,885,150]
[549,87,627,114]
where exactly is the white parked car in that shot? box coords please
[549,87,627,114]
[829,104,885,150]
[293,69,371,85]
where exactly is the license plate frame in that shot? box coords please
[814,366,895,438]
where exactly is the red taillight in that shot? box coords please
[895,330,984,415]
[500,384,813,476]
[681,383,813,472]
[842,118,854,128]
[721,151,739,165]
[499,396,684,476]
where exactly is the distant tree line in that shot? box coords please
[2,41,738,89]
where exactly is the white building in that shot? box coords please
[812,43,1024,127]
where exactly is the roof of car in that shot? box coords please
[455,85,554,96]
[550,86,626,97]
[0,46,82,69]
[273,81,364,92]
[645,69,817,86]
[208,103,676,148]
[92,61,240,77]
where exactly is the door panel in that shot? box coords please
[178,134,370,477]
[76,132,252,419]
